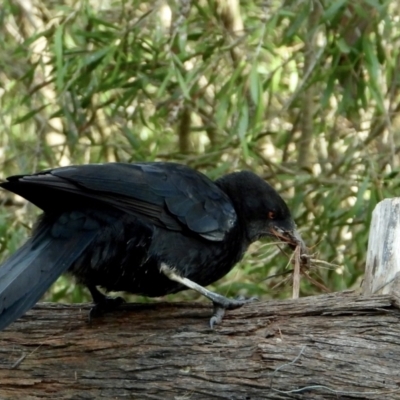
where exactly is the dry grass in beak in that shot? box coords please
[292,245,301,299]
[270,228,296,246]
[270,228,313,299]
[262,239,332,297]
[270,228,309,264]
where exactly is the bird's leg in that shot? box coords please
[160,263,256,328]
[87,285,125,321]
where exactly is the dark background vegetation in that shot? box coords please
[0,0,398,304]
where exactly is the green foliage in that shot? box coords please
[0,0,399,304]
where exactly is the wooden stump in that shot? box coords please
[364,198,400,295]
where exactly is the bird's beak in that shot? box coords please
[270,226,307,254]
[287,228,306,252]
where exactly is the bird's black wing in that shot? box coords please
[1,162,237,241]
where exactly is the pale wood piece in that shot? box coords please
[364,198,400,295]
[1,292,400,399]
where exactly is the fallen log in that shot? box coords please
[1,292,400,400]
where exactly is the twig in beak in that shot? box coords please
[261,269,293,281]
[270,227,296,246]
[269,228,310,298]
[301,271,330,293]
[292,245,301,299]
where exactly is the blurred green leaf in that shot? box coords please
[0,0,398,304]
[54,24,65,91]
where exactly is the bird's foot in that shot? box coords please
[210,295,258,328]
[88,296,126,323]
[159,263,257,328]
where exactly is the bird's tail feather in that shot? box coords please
[0,219,97,331]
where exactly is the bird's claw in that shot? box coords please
[209,296,258,328]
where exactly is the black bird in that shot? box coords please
[0,162,304,331]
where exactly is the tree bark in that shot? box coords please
[1,292,400,399]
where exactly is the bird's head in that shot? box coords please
[216,171,305,251]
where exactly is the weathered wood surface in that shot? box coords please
[364,198,400,296]
[1,292,400,399]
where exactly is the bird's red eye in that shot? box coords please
[268,211,276,219]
